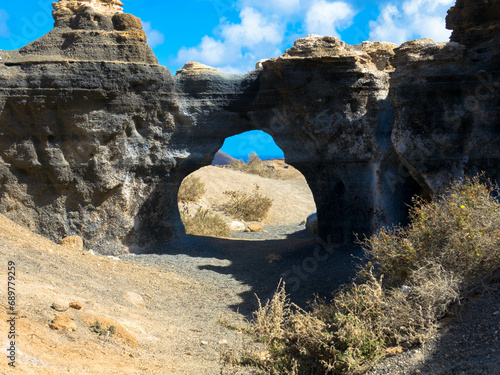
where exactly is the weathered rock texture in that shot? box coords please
[0,0,498,254]
[447,0,500,47]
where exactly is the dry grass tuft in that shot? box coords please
[181,208,231,238]
[228,153,284,179]
[223,184,273,221]
[178,175,206,202]
[222,175,500,374]
[363,174,500,292]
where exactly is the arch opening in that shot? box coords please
[177,130,317,242]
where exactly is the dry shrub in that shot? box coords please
[230,268,461,374]
[181,208,230,237]
[222,175,500,374]
[223,184,273,221]
[363,175,500,292]
[230,153,282,179]
[234,280,387,374]
[178,175,206,202]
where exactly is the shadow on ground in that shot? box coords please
[144,232,365,317]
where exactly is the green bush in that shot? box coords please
[181,208,231,238]
[223,184,273,221]
[91,320,116,337]
[222,175,500,374]
[178,175,206,202]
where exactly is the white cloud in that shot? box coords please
[172,0,366,73]
[174,7,284,73]
[369,0,454,45]
[0,10,10,38]
[221,7,283,47]
[304,1,355,38]
[142,21,165,48]
[176,36,228,67]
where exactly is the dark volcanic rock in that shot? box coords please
[0,0,499,254]
[391,42,500,194]
[250,36,419,243]
[0,60,179,254]
[447,0,500,48]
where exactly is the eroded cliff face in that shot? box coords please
[250,37,419,243]
[0,0,179,254]
[446,0,500,48]
[0,0,498,254]
[391,0,500,195]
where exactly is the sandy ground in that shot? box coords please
[183,165,317,226]
[0,163,319,375]
[0,213,268,375]
[2,165,496,375]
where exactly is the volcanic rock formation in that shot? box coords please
[0,0,498,254]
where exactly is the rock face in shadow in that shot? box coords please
[250,37,419,243]
[390,30,500,194]
[0,0,498,254]
[446,0,500,48]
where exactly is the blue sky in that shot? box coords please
[0,0,456,159]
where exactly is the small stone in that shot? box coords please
[123,291,146,309]
[246,224,264,232]
[384,346,404,357]
[69,301,83,310]
[60,236,84,251]
[258,351,270,361]
[493,311,500,316]
[401,285,412,294]
[218,339,228,345]
[265,253,282,264]
[201,341,208,345]
[145,294,153,300]
[49,314,77,332]
[230,221,246,232]
[51,302,69,312]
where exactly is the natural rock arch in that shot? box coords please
[177,130,317,239]
[0,0,498,254]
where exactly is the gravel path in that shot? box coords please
[120,230,364,317]
[118,226,500,374]
[365,288,500,375]
[230,224,314,240]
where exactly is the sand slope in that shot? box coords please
[186,166,316,225]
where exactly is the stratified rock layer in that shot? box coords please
[0,0,498,254]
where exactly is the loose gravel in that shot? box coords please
[365,288,500,375]
[118,228,500,374]
[230,224,314,240]
[119,230,364,316]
